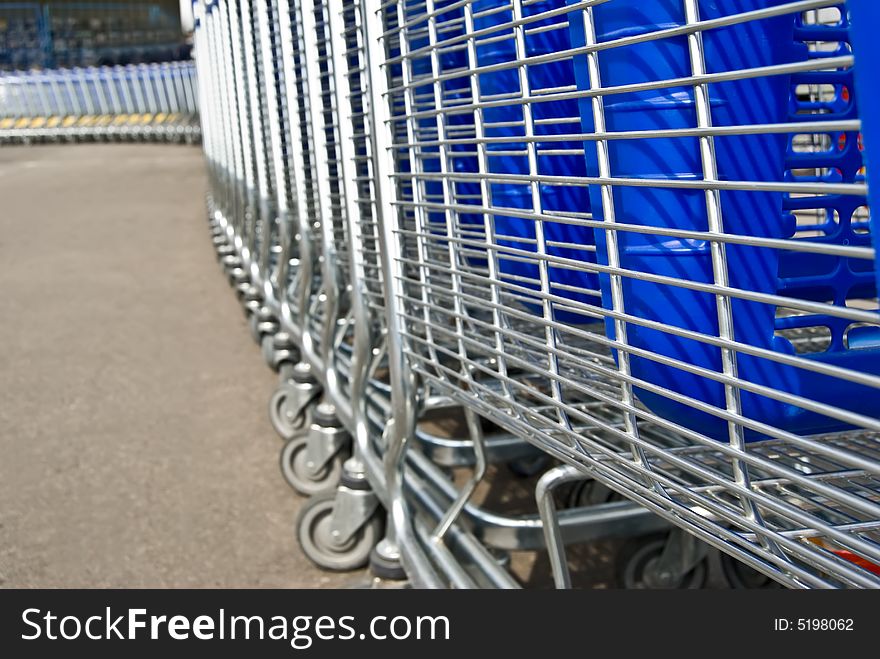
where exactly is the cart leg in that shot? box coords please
[264,331,296,373]
[280,401,350,496]
[297,463,382,572]
[648,528,710,588]
[248,305,277,345]
[370,537,407,581]
[269,362,321,441]
[536,465,588,589]
[616,528,710,589]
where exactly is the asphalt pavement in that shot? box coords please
[0,143,363,588]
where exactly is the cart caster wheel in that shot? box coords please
[278,361,299,382]
[261,334,277,368]
[280,435,348,496]
[370,546,407,581]
[248,313,262,344]
[616,535,708,589]
[269,388,311,440]
[297,491,382,571]
[719,552,781,589]
[263,341,291,374]
[563,479,620,509]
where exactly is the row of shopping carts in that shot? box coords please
[196,0,880,588]
[0,61,200,143]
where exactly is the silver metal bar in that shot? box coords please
[364,0,444,588]
[277,0,317,350]
[298,0,345,406]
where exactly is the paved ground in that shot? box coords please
[0,144,361,588]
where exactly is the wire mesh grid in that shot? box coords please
[301,0,358,370]
[325,0,398,402]
[374,0,880,587]
[286,0,324,340]
[342,2,385,318]
[237,0,275,280]
[252,0,304,319]
[340,1,390,319]
[209,0,365,387]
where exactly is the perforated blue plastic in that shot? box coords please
[566,0,879,439]
[849,0,880,297]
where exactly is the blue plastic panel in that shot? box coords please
[848,0,880,297]
[567,0,878,439]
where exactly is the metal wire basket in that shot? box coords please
[195,0,880,589]
[373,0,880,588]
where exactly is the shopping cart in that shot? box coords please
[368,0,880,588]
[0,62,200,143]
[311,0,664,584]
[199,0,362,493]
[196,0,880,588]
[199,0,620,586]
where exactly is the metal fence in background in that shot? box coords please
[198,0,880,589]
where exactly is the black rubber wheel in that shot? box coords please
[261,334,277,369]
[564,479,620,508]
[719,552,782,589]
[297,491,382,571]
[370,546,408,581]
[248,313,262,344]
[616,534,709,589]
[280,435,348,497]
[269,387,310,440]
